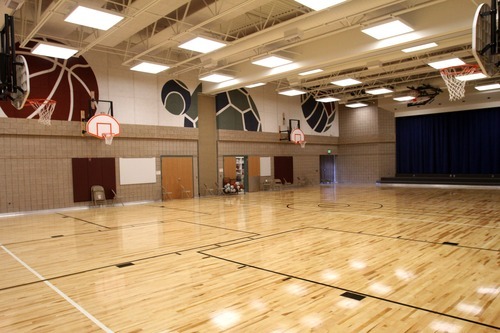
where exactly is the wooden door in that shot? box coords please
[161,157,194,199]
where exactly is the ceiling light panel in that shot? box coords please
[393,96,416,102]
[294,0,347,11]
[331,78,362,86]
[199,73,234,83]
[361,19,413,40]
[402,42,438,53]
[475,83,500,91]
[179,37,226,53]
[316,97,340,102]
[365,88,393,95]
[279,89,306,96]
[245,83,266,88]
[428,58,465,69]
[346,102,368,108]
[131,62,169,74]
[455,72,487,81]
[252,55,292,68]
[31,42,78,59]
[65,6,124,31]
[299,69,323,76]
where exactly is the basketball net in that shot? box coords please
[299,141,306,148]
[440,65,478,101]
[103,133,114,145]
[28,99,57,126]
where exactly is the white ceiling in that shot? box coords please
[2,0,499,113]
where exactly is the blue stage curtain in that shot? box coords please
[396,107,500,174]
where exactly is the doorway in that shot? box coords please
[161,156,194,199]
[320,155,336,184]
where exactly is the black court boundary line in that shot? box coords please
[317,202,384,210]
[199,251,500,331]
[308,226,499,252]
[0,234,257,292]
[145,204,213,215]
[57,213,112,229]
[173,219,260,237]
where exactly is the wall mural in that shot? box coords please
[0,40,98,121]
[215,88,262,131]
[301,93,336,133]
[161,80,201,128]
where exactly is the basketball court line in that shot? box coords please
[286,202,500,229]
[57,213,113,229]
[0,243,112,332]
[198,250,500,330]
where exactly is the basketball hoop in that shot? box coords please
[440,65,478,101]
[28,99,57,126]
[103,133,114,145]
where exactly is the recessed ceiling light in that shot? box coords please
[346,102,368,108]
[361,19,414,40]
[294,0,347,11]
[299,69,324,76]
[365,88,393,95]
[179,37,226,53]
[65,6,124,31]
[279,89,306,96]
[331,78,362,86]
[245,83,266,88]
[31,42,78,59]
[475,83,500,91]
[393,95,416,102]
[402,42,438,53]
[199,73,234,83]
[131,62,170,74]
[428,58,465,69]
[316,97,340,102]
[252,55,292,68]
[455,72,488,81]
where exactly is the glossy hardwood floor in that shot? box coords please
[0,184,498,332]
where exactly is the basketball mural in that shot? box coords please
[215,88,262,131]
[301,93,336,133]
[0,39,99,122]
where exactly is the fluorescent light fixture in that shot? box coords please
[279,89,306,96]
[31,42,78,59]
[179,37,226,53]
[455,72,487,81]
[131,62,169,74]
[299,69,323,76]
[199,73,234,83]
[475,83,500,91]
[252,55,292,68]
[365,88,393,95]
[294,0,346,11]
[65,6,124,31]
[361,19,414,40]
[428,58,465,69]
[393,95,416,102]
[346,102,368,108]
[331,78,361,86]
[402,42,438,53]
[245,83,266,88]
[316,97,340,102]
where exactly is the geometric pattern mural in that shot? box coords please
[161,80,201,128]
[301,93,336,133]
[215,88,261,131]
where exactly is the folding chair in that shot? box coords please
[111,189,124,206]
[204,183,215,195]
[273,179,283,191]
[177,179,191,198]
[215,182,224,195]
[162,186,173,200]
[91,185,106,206]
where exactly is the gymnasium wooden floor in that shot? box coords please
[0,184,498,332]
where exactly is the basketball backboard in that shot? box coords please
[472,2,500,76]
[86,114,120,139]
